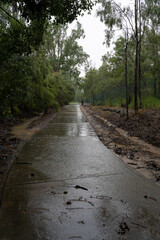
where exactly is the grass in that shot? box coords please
[102,96,160,109]
[142,96,160,109]
[104,98,125,107]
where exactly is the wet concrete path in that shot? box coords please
[0,104,160,239]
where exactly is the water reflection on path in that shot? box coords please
[0,104,160,240]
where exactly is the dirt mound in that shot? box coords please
[81,105,160,185]
[90,107,160,148]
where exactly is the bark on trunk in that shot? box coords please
[138,43,142,108]
[134,0,138,114]
[125,37,129,119]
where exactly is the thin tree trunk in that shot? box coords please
[138,43,142,108]
[92,95,95,105]
[134,0,138,113]
[138,0,142,108]
[125,35,129,119]
[109,90,111,106]
[158,68,160,97]
[154,73,157,97]
[153,46,157,97]
[159,78,160,97]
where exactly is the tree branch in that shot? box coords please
[111,0,135,34]
[0,6,23,26]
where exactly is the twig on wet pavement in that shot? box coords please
[75,185,88,191]
[58,216,62,224]
[36,228,41,238]
[130,222,146,229]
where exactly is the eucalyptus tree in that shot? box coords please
[97,0,147,113]
[43,22,89,83]
[0,0,95,51]
[97,0,131,115]
[144,0,160,97]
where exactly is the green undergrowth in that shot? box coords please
[129,96,160,109]
[93,96,160,109]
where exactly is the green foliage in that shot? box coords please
[0,0,94,53]
[84,27,160,109]
[105,97,124,107]
[142,96,160,109]
[43,22,89,78]
[0,16,87,118]
[83,68,99,104]
[45,71,75,107]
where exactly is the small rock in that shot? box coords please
[115,147,122,155]
[155,174,160,182]
[127,153,134,160]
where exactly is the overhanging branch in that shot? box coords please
[0,6,23,26]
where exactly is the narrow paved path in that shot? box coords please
[0,104,160,239]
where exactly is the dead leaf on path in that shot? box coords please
[67,197,94,206]
[93,195,112,200]
[121,200,126,204]
[144,195,157,201]
[75,185,88,191]
[40,216,52,221]
[77,220,85,225]
[117,221,129,235]
[51,191,56,194]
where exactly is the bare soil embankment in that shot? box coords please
[81,105,160,185]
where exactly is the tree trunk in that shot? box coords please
[154,73,157,97]
[92,95,95,105]
[153,45,157,97]
[125,36,129,119]
[101,91,105,105]
[134,0,138,114]
[138,0,142,109]
[158,68,160,97]
[109,90,112,106]
[138,43,142,108]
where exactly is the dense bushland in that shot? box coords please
[0,2,90,118]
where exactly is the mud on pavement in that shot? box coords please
[0,111,56,206]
